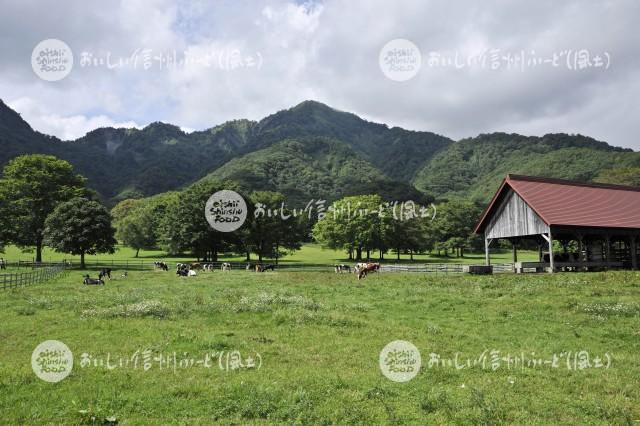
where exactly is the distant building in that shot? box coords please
[475,174,640,272]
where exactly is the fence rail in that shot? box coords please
[380,263,514,274]
[0,259,515,275]
[0,263,67,290]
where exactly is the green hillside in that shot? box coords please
[201,137,430,206]
[413,132,639,201]
[1,99,638,205]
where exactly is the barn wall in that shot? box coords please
[486,189,549,239]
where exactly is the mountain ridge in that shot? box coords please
[0,98,635,205]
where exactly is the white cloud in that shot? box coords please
[0,0,638,148]
[8,97,141,140]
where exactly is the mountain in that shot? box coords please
[200,137,430,205]
[412,132,640,201]
[0,99,451,204]
[252,100,452,182]
[0,98,637,205]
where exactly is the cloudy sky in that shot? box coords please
[1,0,638,148]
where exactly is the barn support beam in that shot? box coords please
[512,239,518,263]
[484,237,493,266]
[631,236,638,270]
[541,232,554,273]
[605,235,612,270]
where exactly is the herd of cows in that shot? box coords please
[170,261,276,276]
[80,260,382,285]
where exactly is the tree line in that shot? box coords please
[0,154,485,267]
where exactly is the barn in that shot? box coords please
[475,174,640,272]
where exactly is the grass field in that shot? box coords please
[0,269,638,424]
[1,243,537,266]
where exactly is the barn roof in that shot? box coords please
[474,174,640,233]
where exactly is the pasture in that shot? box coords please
[0,269,638,424]
[0,243,537,266]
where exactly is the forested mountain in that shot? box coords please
[0,99,450,204]
[412,133,640,202]
[1,98,638,205]
[200,137,430,205]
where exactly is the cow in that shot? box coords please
[221,262,231,271]
[154,261,169,271]
[98,268,112,281]
[188,269,197,277]
[353,263,368,275]
[256,264,275,272]
[190,263,202,271]
[83,274,104,285]
[0,258,6,270]
[203,263,214,272]
[357,263,380,280]
[334,264,351,273]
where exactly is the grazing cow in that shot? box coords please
[256,263,275,272]
[357,263,380,280]
[334,264,351,273]
[98,268,112,281]
[0,258,6,270]
[353,263,367,275]
[83,274,104,285]
[202,263,214,272]
[246,263,252,271]
[154,261,169,271]
[221,262,231,271]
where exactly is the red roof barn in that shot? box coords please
[475,175,640,272]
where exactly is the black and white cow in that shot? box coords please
[83,274,104,285]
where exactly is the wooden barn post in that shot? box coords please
[484,236,492,266]
[542,232,554,273]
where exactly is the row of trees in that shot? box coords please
[114,189,483,263]
[0,155,484,266]
[112,181,306,262]
[312,195,483,260]
[0,155,116,268]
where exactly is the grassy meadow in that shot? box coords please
[0,268,638,424]
[0,243,537,266]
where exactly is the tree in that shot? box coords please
[244,191,305,262]
[111,199,143,223]
[115,207,156,257]
[161,180,242,261]
[430,200,483,257]
[594,167,640,187]
[43,197,116,268]
[313,195,385,260]
[0,155,86,262]
[386,213,431,261]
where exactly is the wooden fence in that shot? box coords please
[0,259,515,275]
[380,263,514,274]
[0,263,67,290]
